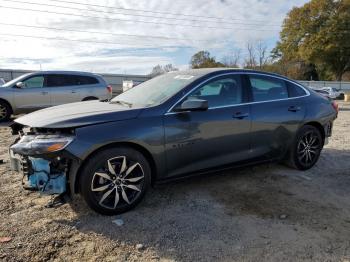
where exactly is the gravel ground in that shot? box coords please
[0,102,350,262]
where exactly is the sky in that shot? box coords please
[0,0,309,75]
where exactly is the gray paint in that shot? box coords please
[12,69,337,191]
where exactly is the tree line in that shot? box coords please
[150,0,349,81]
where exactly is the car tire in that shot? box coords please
[0,100,11,123]
[285,125,323,170]
[80,147,151,215]
[82,97,98,101]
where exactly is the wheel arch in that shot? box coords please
[72,141,158,194]
[82,96,98,101]
[303,121,325,142]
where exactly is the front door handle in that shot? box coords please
[71,90,76,93]
[233,112,249,119]
[288,106,301,112]
[41,91,49,95]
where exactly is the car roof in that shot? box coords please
[171,68,290,79]
[28,71,101,77]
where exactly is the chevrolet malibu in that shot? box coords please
[9,69,338,215]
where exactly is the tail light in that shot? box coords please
[106,85,112,94]
[331,100,339,113]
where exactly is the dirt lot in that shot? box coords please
[0,102,350,262]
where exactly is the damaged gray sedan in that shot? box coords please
[9,69,338,215]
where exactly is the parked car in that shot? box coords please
[312,86,343,99]
[9,69,338,215]
[0,71,112,122]
[314,89,331,98]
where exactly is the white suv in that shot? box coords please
[0,71,112,122]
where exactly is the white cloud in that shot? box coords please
[0,0,309,74]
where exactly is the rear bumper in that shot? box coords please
[324,121,333,138]
[323,121,334,146]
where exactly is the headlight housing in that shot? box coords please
[11,135,74,156]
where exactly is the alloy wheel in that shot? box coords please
[90,156,145,209]
[297,131,321,166]
[0,104,7,120]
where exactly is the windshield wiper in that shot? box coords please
[110,100,133,108]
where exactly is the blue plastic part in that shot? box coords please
[28,158,66,195]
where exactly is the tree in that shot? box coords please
[150,65,163,77]
[275,0,350,80]
[244,42,257,69]
[222,49,241,68]
[190,51,224,69]
[149,64,178,77]
[163,64,178,73]
[256,41,268,69]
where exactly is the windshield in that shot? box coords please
[2,73,31,87]
[111,72,199,107]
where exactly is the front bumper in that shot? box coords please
[9,147,81,196]
[9,147,71,195]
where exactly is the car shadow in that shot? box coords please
[53,147,350,260]
[0,117,15,127]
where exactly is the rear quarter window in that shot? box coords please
[75,76,99,85]
[287,82,307,97]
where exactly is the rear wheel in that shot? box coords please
[286,125,323,170]
[0,100,11,122]
[82,97,98,101]
[80,147,151,215]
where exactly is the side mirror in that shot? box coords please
[175,99,208,112]
[15,82,25,88]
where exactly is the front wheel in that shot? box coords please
[285,125,323,170]
[80,147,151,215]
[0,101,11,122]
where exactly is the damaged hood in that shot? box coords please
[15,101,143,128]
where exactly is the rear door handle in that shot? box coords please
[41,91,49,95]
[288,106,301,112]
[233,112,249,119]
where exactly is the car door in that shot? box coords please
[47,74,80,106]
[13,74,51,113]
[163,74,251,178]
[246,73,307,160]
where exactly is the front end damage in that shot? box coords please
[9,124,77,198]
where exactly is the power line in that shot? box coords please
[48,0,283,24]
[0,32,195,48]
[0,22,211,42]
[1,0,281,27]
[0,5,280,31]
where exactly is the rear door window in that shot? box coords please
[248,75,288,102]
[46,74,76,87]
[46,74,98,87]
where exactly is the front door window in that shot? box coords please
[22,76,45,88]
[185,75,243,108]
